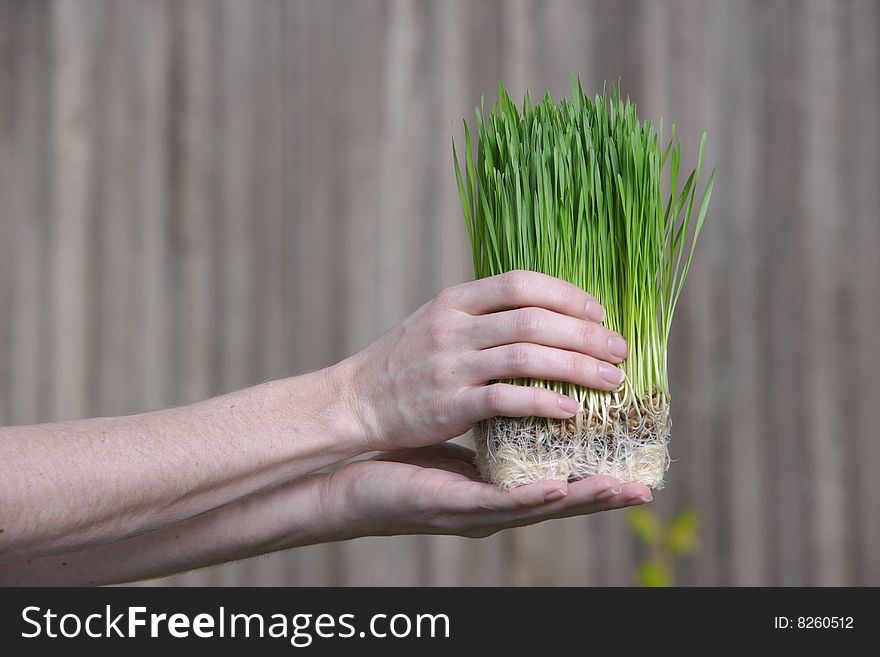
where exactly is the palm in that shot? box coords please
[332,443,652,538]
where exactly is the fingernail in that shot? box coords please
[639,493,653,503]
[608,334,628,359]
[599,362,625,386]
[586,301,605,322]
[559,396,580,414]
[627,494,653,506]
[596,487,622,500]
[544,488,568,503]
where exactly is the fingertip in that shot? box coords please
[607,333,628,361]
[585,299,605,322]
[598,362,626,388]
[558,395,581,415]
[621,482,653,505]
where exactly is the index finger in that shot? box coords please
[443,270,605,322]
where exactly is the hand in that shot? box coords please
[0,442,652,586]
[337,270,628,451]
[323,443,652,539]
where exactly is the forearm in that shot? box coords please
[0,358,366,561]
[0,471,354,586]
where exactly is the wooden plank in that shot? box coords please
[169,0,219,411]
[425,536,502,586]
[129,0,171,415]
[0,0,13,426]
[704,0,734,587]
[535,0,596,98]
[427,0,473,310]
[217,0,258,398]
[340,0,386,358]
[49,0,105,422]
[281,0,310,383]
[850,0,880,586]
[5,1,51,427]
[722,0,767,586]
[373,0,422,333]
[800,0,848,586]
[499,0,535,99]
[757,0,809,585]
[692,0,737,586]
[94,0,134,419]
[253,0,288,384]
[636,0,669,121]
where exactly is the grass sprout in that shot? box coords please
[452,76,715,489]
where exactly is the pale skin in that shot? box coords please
[0,270,651,585]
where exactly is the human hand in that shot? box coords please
[321,443,652,539]
[0,442,650,586]
[336,270,628,451]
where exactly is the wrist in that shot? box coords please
[314,355,377,455]
[317,461,394,540]
[267,363,366,466]
[322,353,383,453]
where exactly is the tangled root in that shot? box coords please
[474,399,671,491]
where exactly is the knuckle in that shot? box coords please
[432,394,455,428]
[500,270,530,304]
[505,344,532,370]
[425,356,445,386]
[434,286,458,310]
[567,354,587,381]
[580,321,599,346]
[529,386,546,412]
[485,385,508,413]
[514,308,543,339]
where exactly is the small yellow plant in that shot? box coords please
[628,506,699,586]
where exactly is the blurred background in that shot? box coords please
[1,0,878,586]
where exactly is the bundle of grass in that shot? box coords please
[452,77,715,491]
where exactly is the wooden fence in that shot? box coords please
[1,0,878,585]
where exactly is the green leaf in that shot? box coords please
[665,509,700,555]
[450,77,715,405]
[628,507,662,546]
[636,560,671,587]
[452,136,474,247]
